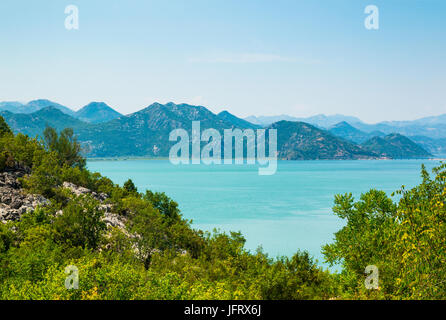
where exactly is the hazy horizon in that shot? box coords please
[2,98,446,125]
[1,0,445,123]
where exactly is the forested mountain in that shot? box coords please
[328,120,446,155]
[76,102,247,157]
[0,102,434,160]
[270,121,377,160]
[361,133,432,159]
[0,107,87,137]
[245,113,446,147]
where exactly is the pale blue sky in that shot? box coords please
[0,0,445,122]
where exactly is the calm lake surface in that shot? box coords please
[87,160,440,268]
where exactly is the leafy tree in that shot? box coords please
[43,127,85,168]
[323,164,446,299]
[7,121,445,300]
[0,116,12,137]
[123,179,138,194]
[21,151,62,198]
[53,195,106,250]
[127,199,168,269]
[144,190,181,223]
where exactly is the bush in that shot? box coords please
[323,164,446,299]
[53,195,106,250]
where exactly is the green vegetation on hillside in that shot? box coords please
[0,116,444,300]
[1,103,434,159]
[323,165,445,299]
[361,133,432,159]
[271,120,377,160]
[0,117,336,299]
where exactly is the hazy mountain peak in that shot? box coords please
[28,99,55,105]
[217,110,261,129]
[244,114,363,128]
[330,121,355,129]
[329,121,377,143]
[25,99,77,117]
[76,102,122,124]
[0,101,23,107]
[83,101,108,108]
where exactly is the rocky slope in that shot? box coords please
[0,167,48,221]
[0,167,125,230]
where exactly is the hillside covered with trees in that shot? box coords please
[1,102,433,160]
[0,116,444,299]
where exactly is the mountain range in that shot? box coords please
[0,99,122,124]
[271,121,377,160]
[325,121,446,156]
[328,121,385,144]
[245,114,363,128]
[0,100,435,160]
[245,113,446,143]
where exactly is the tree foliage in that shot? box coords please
[323,164,446,299]
[0,122,444,300]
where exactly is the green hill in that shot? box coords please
[329,121,376,143]
[361,133,432,159]
[0,107,87,137]
[270,121,378,160]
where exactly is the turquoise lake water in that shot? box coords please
[87,160,441,268]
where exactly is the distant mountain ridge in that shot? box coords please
[3,99,446,140]
[245,114,362,128]
[0,99,121,124]
[218,111,261,130]
[0,102,433,160]
[244,113,446,141]
[329,121,385,144]
[0,99,77,117]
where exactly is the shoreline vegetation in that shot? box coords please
[0,117,445,300]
